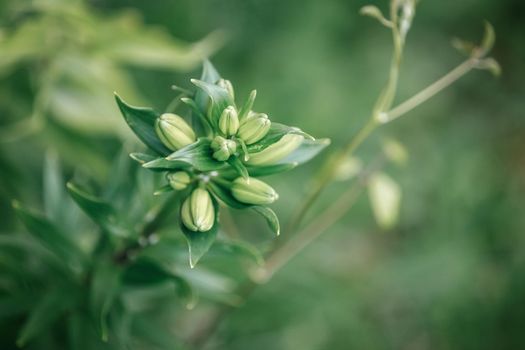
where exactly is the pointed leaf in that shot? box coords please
[207,181,248,209]
[277,138,331,165]
[43,151,64,223]
[191,79,234,129]
[90,262,121,342]
[143,138,225,172]
[194,60,222,113]
[130,152,157,165]
[238,90,257,121]
[115,94,171,156]
[252,206,280,236]
[215,239,264,266]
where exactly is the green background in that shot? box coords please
[1,0,524,349]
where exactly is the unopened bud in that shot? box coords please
[218,106,239,136]
[155,113,196,151]
[245,134,303,166]
[231,177,279,205]
[210,136,237,161]
[217,79,235,100]
[181,188,215,232]
[237,113,271,145]
[167,171,191,190]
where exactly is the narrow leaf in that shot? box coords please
[90,262,121,342]
[207,181,248,209]
[191,79,234,129]
[238,89,257,121]
[130,152,157,165]
[194,60,222,114]
[227,156,249,179]
[252,206,280,236]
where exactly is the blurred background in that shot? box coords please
[1,0,524,349]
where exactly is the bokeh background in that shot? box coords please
[1,0,524,349]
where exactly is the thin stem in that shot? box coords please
[381,58,478,123]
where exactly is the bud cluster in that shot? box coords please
[119,62,327,239]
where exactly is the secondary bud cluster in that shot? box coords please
[211,136,237,161]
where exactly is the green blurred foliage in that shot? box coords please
[1,0,524,349]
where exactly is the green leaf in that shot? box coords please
[153,184,173,196]
[277,138,331,165]
[219,163,299,179]
[67,183,125,237]
[480,21,495,56]
[180,197,219,268]
[115,94,171,156]
[143,138,225,172]
[368,172,402,229]
[181,97,213,133]
[17,289,74,347]
[194,60,221,113]
[191,78,234,129]
[123,259,196,309]
[238,89,257,121]
[129,152,157,165]
[90,261,121,342]
[12,202,85,267]
[215,239,264,266]
[43,151,64,223]
[252,206,280,236]
[227,156,249,179]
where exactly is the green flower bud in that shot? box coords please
[167,171,191,190]
[181,188,215,232]
[231,177,279,205]
[155,113,196,151]
[217,79,235,100]
[211,136,237,161]
[246,134,303,166]
[237,113,271,145]
[218,106,239,136]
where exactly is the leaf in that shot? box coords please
[130,152,157,164]
[90,261,121,342]
[115,94,171,156]
[180,197,219,268]
[181,97,213,133]
[153,184,173,196]
[480,21,495,56]
[143,138,225,172]
[191,78,234,129]
[215,239,264,266]
[227,156,249,179]
[360,5,393,28]
[368,172,402,229]
[122,259,196,309]
[17,289,74,347]
[12,202,85,267]
[194,60,222,113]
[43,151,64,223]
[67,183,126,237]
[277,138,331,165]
[252,206,280,236]
[238,89,257,121]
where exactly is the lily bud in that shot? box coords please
[246,134,303,166]
[181,188,215,232]
[218,106,239,136]
[210,136,237,161]
[237,113,271,145]
[217,79,235,100]
[231,177,279,205]
[155,113,196,151]
[167,171,191,190]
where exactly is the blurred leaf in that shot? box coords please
[481,21,496,55]
[382,138,409,166]
[368,172,402,229]
[476,57,502,77]
[252,206,280,236]
[334,157,363,181]
[153,184,173,196]
[90,261,121,342]
[115,94,171,156]
[66,183,125,237]
[17,289,74,347]
[43,151,65,223]
[123,258,196,309]
[359,5,393,28]
[130,152,157,165]
[215,239,264,266]
[180,197,219,268]
[144,138,225,172]
[12,202,85,267]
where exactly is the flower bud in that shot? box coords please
[246,134,303,166]
[217,79,235,100]
[237,113,271,145]
[218,106,239,136]
[181,188,215,232]
[231,177,279,205]
[167,171,191,190]
[210,136,237,161]
[155,113,196,151]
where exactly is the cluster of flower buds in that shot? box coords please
[118,61,328,245]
